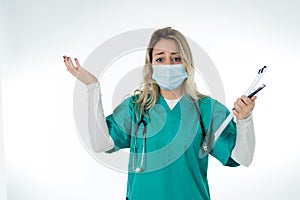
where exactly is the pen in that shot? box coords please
[232,84,266,110]
[247,84,266,98]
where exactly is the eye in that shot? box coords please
[173,57,181,62]
[155,57,164,62]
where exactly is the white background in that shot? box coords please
[1,0,300,199]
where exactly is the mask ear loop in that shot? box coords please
[198,66,268,158]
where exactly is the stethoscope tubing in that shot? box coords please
[133,66,268,170]
[132,101,205,172]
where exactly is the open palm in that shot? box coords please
[63,55,98,85]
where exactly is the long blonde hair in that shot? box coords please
[133,27,205,117]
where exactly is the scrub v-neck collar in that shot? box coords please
[164,96,183,110]
[157,93,185,113]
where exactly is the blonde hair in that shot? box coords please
[133,27,205,117]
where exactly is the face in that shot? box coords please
[152,39,182,65]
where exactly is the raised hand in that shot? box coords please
[63,55,98,85]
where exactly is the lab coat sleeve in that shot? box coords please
[231,114,255,167]
[87,82,115,153]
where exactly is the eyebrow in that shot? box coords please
[153,51,180,56]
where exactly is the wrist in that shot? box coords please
[87,82,100,91]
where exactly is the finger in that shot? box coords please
[67,57,77,73]
[64,56,73,72]
[68,56,76,68]
[238,99,253,114]
[241,95,256,111]
[233,109,239,118]
[242,95,256,107]
[64,56,71,67]
[63,55,72,71]
[251,96,257,101]
[63,55,68,65]
[74,58,81,70]
[65,57,78,77]
[241,95,251,105]
[234,101,243,112]
[237,98,247,108]
[63,55,71,67]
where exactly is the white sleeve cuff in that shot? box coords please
[87,82,100,92]
[231,113,256,167]
[237,113,253,126]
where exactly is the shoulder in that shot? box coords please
[197,96,229,113]
[115,93,140,112]
[197,96,215,108]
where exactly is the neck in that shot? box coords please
[160,86,184,100]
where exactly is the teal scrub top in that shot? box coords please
[106,94,239,200]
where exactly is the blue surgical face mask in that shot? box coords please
[152,64,188,90]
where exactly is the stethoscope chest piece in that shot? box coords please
[134,167,143,173]
[202,142,208,152]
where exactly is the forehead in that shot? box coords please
[152,39,179,54]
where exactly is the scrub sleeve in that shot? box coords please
[105,97,134,151]
[199,97,240,167]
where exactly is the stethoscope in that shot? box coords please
[133,66,268,172]
[132,101,206,173]
[132,114,147,172]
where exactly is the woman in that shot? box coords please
[63,27,256,200]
